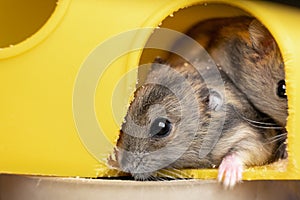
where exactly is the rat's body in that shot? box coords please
[168,16,287,127]
[116,59,281,188]
[113,16,286,188]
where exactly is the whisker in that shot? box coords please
[231,105,284,129]
[268,132,287,140]
[156,171,175,180]
[266,134,287,144]
[266,137,285,145]
[169,168,191,178]
[158,170,178,179]
[148,175,157,181]
[156,176,167,181]
[159,170,182,180]
[246,123,283,130]
[275,141,286,151]
[274,142,288,159]
[239,115,277,126]
[160,168,189,180]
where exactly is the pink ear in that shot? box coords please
[208,90,224,111]
[248,19,276,54]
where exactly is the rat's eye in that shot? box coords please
[150,117,172,138]
[277,80,287,99]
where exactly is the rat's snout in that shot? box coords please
[119,150,157,180]
[120,151,143,171]
[119,151,145,173]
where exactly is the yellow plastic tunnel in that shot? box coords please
[0,0,299,180]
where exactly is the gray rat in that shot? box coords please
[167,16,287,127]
[115,59,282,188]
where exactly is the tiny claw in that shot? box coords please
[217,165,225,183]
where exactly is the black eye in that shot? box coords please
[277,80,287,99]
[150,118,172,138]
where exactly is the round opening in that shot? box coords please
[0,0,70,58]
[0,0,57,48]
[138,3,250,83]
[135,2,288,174]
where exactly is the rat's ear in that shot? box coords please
[149,57,168,72]
[249,19,276,54]
[153,56,167,64]
[208,90,224,111]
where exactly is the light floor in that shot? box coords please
[0,175,299,200]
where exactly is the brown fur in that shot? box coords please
[111,17,286,185]
[168,16,287,127]
[115,60,279,180]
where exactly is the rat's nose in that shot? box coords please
[120,151,145,174]
[120,151,155,180]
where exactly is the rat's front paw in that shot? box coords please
[218,154,243,189]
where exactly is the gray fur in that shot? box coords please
[116,60,279,180]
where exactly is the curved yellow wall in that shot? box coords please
[0,0,299,180]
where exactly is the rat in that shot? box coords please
[167,16,287,127]
[114,58,283,188]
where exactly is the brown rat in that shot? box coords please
[167,16,287,127]
[115,59,283,188]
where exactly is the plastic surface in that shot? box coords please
[0,0,299,180]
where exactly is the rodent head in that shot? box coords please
[211,18,287,126]
[117,83,185,179]
[247,19,287,126]
[116,63,224,180]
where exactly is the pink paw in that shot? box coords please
[218,154,243,189]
